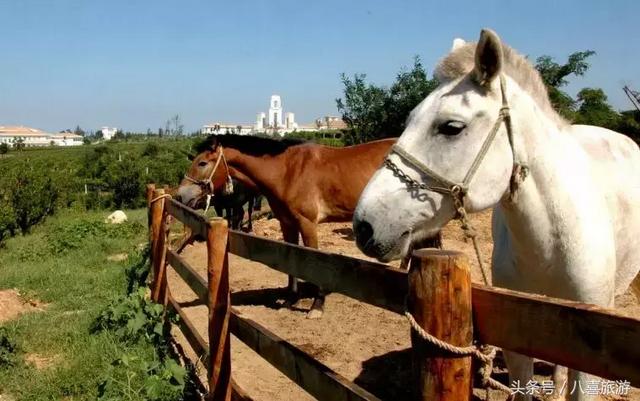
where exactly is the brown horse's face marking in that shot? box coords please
[176,147,228,209]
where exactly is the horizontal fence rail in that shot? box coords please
[230,309,381,401]
[153,187,640,399]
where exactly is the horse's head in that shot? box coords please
[354,29,519,261]
[176,136,232,209]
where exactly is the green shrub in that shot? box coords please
[47,218,144,255]
[97,353,186,401]
[93,288,174,348]
[0,327,20,368]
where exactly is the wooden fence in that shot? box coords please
[147,185,640,401]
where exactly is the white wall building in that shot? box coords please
[202,123,253,136]
[50,132,83,146]
[0,126,82,147]
[254,94,298,134]
[201,94,300,137]
[101,127,118,140]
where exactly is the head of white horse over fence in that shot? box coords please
[353,28,640,302]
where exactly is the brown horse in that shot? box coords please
[176,134,440,317]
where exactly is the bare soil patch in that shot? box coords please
[24,353,59,370]
[0,289,46,323]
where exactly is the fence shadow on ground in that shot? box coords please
[354,349,414,400]
[230,282,318,313]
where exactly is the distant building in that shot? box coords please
[50,132,83,146]
[0,126,82,147]
[315,116,347,130]
[202,123,254,136]
[255,95,298,134]
[101,127,118,140]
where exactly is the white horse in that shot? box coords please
[353,29,640,401]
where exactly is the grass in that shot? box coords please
[0,208,185,401]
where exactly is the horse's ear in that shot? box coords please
[473,29,503,87]
[451,38,466,52]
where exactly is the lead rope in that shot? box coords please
[394,75,525,400]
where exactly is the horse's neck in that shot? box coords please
[495,100,614,297]
[226,151,285,199]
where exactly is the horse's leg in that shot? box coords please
[280,222,300,302]
[233,205,243,230]
[298,219,324,319]
[503,350,533,401]
[246,198,254,233]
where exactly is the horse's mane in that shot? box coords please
[435,41,568,127]
[195,134,307,156]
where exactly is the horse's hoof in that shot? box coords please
[306,309,323,319]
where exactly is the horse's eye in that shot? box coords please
[198,161,208,167]
[437,121,466,136]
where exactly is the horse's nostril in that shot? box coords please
[354,220,374,250]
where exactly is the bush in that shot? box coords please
[4,163,59,234]
[47,218,144,255]
[0,327,19,369]
[97,353,186,401]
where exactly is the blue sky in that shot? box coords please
[0,0,638,133]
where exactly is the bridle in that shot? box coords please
[384,74,528,219]
[183,145,234,212]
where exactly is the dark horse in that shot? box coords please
[212,178,263,232]
[176,134,441,318]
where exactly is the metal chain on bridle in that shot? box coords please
[183,146,234,212]
[387,75,528,398]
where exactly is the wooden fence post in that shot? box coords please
[146,184,156,239]
[150,188,169,304]
[207,217,232,401]
[408,249,473,401]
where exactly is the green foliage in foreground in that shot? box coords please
[0,209,194,401]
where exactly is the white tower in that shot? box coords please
[256,112,266,130]
[268,95,283,128]
[285,112,296,129]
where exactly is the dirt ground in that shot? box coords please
[167,209,640,401]
[0,289,46,323]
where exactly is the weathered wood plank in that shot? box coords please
[168,297,254,401]
[168,295,210,365]
[166,198,209,238]
[228,231,407,314]
[168,250,207,303]
[208,219,232,401]
[228,232,640,385]
[473,285,640,386]
[229,308,381,401]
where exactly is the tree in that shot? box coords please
[12,138,25,151]
[574,88,620,129]
[534,51,595,119]
[95,130,104,140]
[0,143,8,155]
[336,56,438,144]
[165,114,184,136]
[74,125,86,136]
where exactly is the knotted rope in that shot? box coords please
[405,303,512,396]
[389,75,528,399]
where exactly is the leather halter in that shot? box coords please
[183,146,234,198]
[384,74,527,214]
